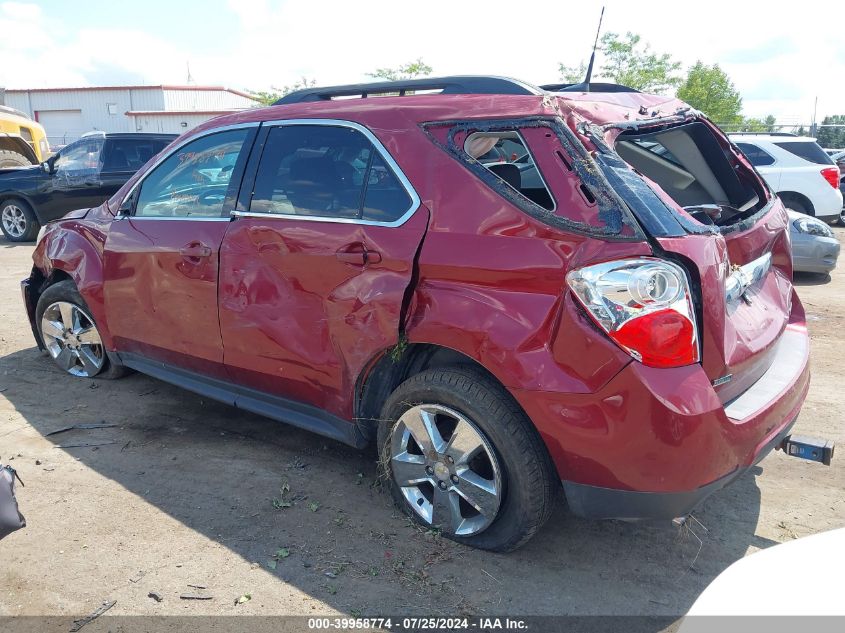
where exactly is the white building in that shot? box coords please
[3,85,259,146]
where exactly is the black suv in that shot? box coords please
[0,132,176,241]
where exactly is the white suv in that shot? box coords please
[730,134,843,223]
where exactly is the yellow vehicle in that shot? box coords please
[0,105,50,167]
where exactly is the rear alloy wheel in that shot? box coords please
[1,199,39,242]
[838,206,845,227]
[389,403,503,536]
[379,366,556,552]
[40,301,106,377]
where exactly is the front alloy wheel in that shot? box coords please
[40,301,106,377]
[390,404,503,536]
[1,203,28,239]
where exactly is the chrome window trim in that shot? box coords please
[123,216,231,222]
[117,122,260,219]
[230,118,421,228]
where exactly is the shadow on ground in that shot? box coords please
[0,345,772,619]
[793,272,833,286]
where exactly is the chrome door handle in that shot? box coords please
[180,243,212,258]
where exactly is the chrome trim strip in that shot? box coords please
[725,252,772,305]
[121,216,231,222]
[230,118,421,228]
[117,121,261,215]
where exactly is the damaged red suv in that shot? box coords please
[22,76,810,551]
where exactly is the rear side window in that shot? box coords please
[735,142,776,167]
[465,131,554,211]
[774,141,835,165]
[250,124,413,223]
[103,137,172,172]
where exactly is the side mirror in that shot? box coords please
[40,161,50,173]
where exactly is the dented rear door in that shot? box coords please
[218,121,428,421]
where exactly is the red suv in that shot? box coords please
[22,77,810,551]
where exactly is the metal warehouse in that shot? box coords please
[2,85,258,146]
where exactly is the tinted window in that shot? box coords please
[735,142,776,167]
[103,137,172,172]
[250,125,412,222]
[135,129,248,218]
[774,141,834,165]
[363,154,412,222]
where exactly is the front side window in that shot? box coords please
[735,142,776,167]
[250,124,412,222]
[54,139,103,174]
[134,129,248,218]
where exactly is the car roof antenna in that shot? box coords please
[582,6,605,92]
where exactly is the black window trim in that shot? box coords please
[117,122,260,222]
[231,118,421,228]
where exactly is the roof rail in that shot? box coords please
[273,76,543,105]
[540,82,639,93]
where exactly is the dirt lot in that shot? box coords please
[0,231,843,625]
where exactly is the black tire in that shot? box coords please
[0,197,40,242]
[378,366,556,552]
[0,149,31,168]
[837,206,845,227]
[35,280,128,380]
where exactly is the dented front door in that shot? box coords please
[218,209,428,420]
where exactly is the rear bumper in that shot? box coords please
[812,186,844,222]
[512,298,810,521]
[562,415,797,520]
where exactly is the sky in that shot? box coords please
[1,0,842,124]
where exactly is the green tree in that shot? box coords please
[557,61,587,84]
[367,58,433,82]
[248,77,317,106]
[734,117,780,133]
[817,115,845,148]
[559,32,681,94]
[676,62,742,126]
[764,115,777,133]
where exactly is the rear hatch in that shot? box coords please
[592,116,794,404]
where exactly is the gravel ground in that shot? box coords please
[0,232,843,627]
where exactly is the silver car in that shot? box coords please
[789,209,840,273]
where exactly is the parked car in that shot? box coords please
[0,133,176,241]
[0,104,50,168]
[830,149,845,175]
[679,528,845,622]
[23,76,811,551]
[729,133,843,223]
[788,209,840,273]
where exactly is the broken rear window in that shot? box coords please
[422,117,643,241]
[614,122,769,229]
[464,131,554,211]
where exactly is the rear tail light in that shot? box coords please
[566,258,700,368]
[821,167,840,189]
